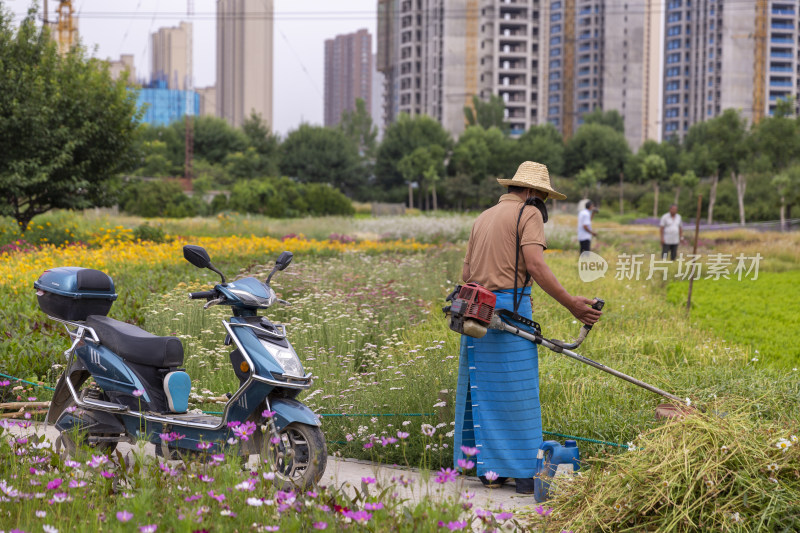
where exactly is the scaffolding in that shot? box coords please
[55,0,76,56]
[752,0,768,124]
[562,0,575,140]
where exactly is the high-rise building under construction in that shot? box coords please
[216,0,274,128]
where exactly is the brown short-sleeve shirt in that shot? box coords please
[463,194,547,291]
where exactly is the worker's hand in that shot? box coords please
[568,296,602,326]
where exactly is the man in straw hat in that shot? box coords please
[454,161,602,494]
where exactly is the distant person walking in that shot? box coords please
[577,200,597,254]
[660,204,684,260]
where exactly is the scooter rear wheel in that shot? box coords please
[264,422,327,491]
[56,400,118,458]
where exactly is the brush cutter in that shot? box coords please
[444,284,686,406]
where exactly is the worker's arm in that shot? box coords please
[660,225,665,245]
[583,224,597,238]
[523,244,602,325]
[462,262,470,283]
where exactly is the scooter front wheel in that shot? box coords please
[263,422,327,491]
[55,400,118,458]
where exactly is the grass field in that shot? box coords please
[1,210,798,531]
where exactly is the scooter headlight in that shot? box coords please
[258,340,304,378]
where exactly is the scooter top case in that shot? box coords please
[34,267,117,322]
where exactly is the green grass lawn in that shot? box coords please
[667,270,800,368]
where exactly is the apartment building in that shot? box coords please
[661,0,800,140]
[151,22,192,90]
[324,29,373,127]
[217,0,274,128]
[479,0,544,136]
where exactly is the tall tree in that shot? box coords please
[640,153,668,217]
[685,110,747,224]
[185,116,249,166]
[582,108,625,134]
[279,124,364,197]
[339,98,378,158]
[398,146,445,210]
[464,94,509,134]
[0,9,142,231]
[564,123,631,180]
[242,111,280,176]
[375,114,452,199]
[514,124,564,176]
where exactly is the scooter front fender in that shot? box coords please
[271,397,321,430]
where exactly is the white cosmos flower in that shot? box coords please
[246,497,263,507]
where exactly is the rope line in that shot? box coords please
[0,371,628,449]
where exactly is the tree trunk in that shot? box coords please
[619,172,624,215]
[674,186,681,205]
[408,183,413,209]
[432,185,438,211]
[732,171,746,226]
[707,172,718,224]
[779,196,786,232]
[653,182,660,218]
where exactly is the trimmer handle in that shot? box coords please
[582,297,605,332]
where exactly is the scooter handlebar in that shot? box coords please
[189,290,217,300]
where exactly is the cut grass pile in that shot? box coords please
[545,398,800,532]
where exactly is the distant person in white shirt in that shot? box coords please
[577,200,597,254]
[660,204,684,260]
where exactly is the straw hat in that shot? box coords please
[497,161,567,200]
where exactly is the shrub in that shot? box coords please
[133,222,167,243]
[229,178,353,217]
[119,179,199,218]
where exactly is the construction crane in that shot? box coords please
[43,0,77,56]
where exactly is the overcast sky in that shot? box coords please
[5,0,377,136]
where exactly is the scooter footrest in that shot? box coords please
[164,371,191,413]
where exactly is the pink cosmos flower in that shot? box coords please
[100,471,114,479]
[434,468,459,484]
[438,520,468,531]
[460,445,480,456]
[483,471,499,481]
[262,409,276,418]
[312,522,327,530]
[364,502,384,510]
[457,459,475,470]
[495,511,514,520]
[207,490,225,502]
[361,477,376,485]
[397,431,410,440]
[196,441,212,450]
[0,380,10,386]
[68,480,87,488]
[116,510,133,522]
[535,505,553,517]
[343,510,372,523]
[139,526,157,533]
[380,436,398,447]
[132,389,145,397]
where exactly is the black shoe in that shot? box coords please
[479,475,508,489]
[515,477,536,495]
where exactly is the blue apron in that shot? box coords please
[453,287,542,478]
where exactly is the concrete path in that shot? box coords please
[6,422,540,513]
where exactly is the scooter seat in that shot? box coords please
[85,315,184,368]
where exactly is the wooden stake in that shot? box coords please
[686,195,703,313]
[0,401,50,410]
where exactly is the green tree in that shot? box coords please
[576,162,605,198]
[0,9,142,231]
[279,124,363,196]
[582,108,625,134]
[447,128,491,209]
[375,114,453,200]
[670,170,699,204]
[564,123,631,180]
[640,154,668,217]
[684,110,747,224]
[119,179,199,218]
[771,165,800,231]
[513,124,564,176]
[398,146,445,210]
[132,140,176,177]
[242,111,280,176]
[186,116,249,166]
[224,147,264,181]
[339,98,378,158]
[464,94,509,133]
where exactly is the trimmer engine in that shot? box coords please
[443,283,497,338]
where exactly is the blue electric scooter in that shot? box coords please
[40,245,326,489]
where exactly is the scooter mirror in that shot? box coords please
[183,245,211,269]
[275,251,293,271]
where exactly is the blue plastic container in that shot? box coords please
[533,439,580,502]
